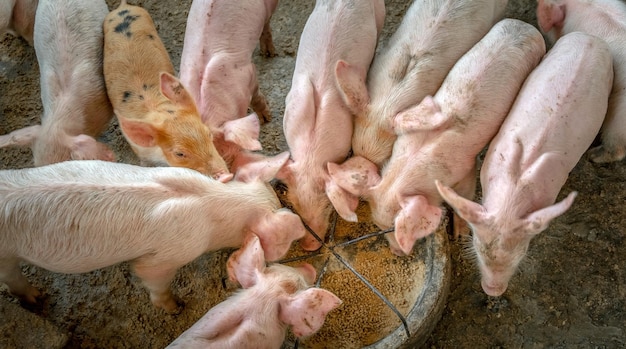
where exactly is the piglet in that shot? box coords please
[537,0,626,163]
[0,0,115,166]
[436,32,613,296]
[276,0,385,251]
[103,0,230,181]
[166,234,341,348]
[328,19,546,256]
[0,0,38,45]
[179,0,288,181]
[349,0,508,170]
[0,160,305,313]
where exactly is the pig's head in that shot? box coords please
[117,72,232,182]
[387,195,443,256]
[227,233,316,288]
[436,180,577,296]
[328,156,443,255]
[536,0,566,42]
[326,156,381,224]
[276,158,336,251]
[227,234,342,338]
[248,208,307,261]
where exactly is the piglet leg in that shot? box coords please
[250,80,271,124]
[0,258,41,304]
[132,262,181,314]
[0,125,40,148]
[260,20,276,57]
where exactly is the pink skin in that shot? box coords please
[436,32,614,296]
[167,234,341,349]
[0,160,305,313]
[328,19,546,256]
[179,0,280,178]
[0,0,115,166]
[537,0,626,163]
[350,0,508,169]
[0,0,38,45]
[276,0,385,251]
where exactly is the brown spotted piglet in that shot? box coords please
[166,234,342,349]
[103,0,231,181]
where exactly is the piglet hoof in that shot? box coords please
[260,42,276,57]
[300,234,323,252]
[587,145,626,163]
[258,109,272,124]
[19,285,43,305]
[153,296,184,315]
[18,289,47,314]
[260,31,276,57]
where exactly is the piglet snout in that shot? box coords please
[481,280,508,297]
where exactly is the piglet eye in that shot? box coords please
[174,152,186,158]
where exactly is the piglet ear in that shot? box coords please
[294,263,317,285]
[335,59,369,115]
[536,0,565,33]
[435,180,486,225]
[159,72,198,111]
[523,191,577,235]
[223,113,262,151]
[275,157,295,184]
[325,174,359,223]
[117,115,159,148]
[279,288,342,338]
[392,96,449,135]
[393,195,442,256]
[227,233,265,288]
[234,151,290,183]
[0,124,41,148]
[326,156,380,197]
[253,209,306,261]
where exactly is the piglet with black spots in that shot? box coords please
[166,234,341,349]
[103,0,230,181]
[0,0,116,165]
[0,160,305,313]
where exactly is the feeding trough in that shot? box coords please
[276,188,452,349]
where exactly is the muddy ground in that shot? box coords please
[1,0,625,348]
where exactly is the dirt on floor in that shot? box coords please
[1,0,625,348]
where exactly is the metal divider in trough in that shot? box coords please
[275,184,451,349]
